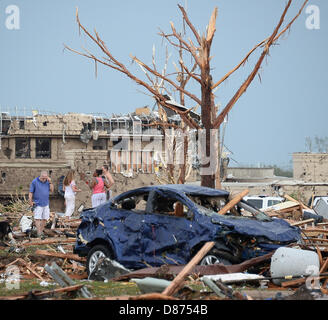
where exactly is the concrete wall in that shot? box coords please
[293,152,328,182]
[227,167,275,179]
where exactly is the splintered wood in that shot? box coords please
[261,194,328,252]
[0,212,87,285]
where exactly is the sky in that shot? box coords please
[0,0,326,169]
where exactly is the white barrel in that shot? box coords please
[270,247,320,285]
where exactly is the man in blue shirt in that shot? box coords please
[29,171,54,238]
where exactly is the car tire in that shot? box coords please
[199,249,232,266]
[86,244,111,275]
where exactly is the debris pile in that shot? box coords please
[0,205,87,296]
[1,192,328,300]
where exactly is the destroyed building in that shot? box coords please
[0,107,184,211]
[220,155,328,203]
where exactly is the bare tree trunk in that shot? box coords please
[66,1,308,189]
[200,39,215,188]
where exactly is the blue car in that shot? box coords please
[73,184,301,275]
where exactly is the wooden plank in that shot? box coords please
[69,273,88,280]
[131,293,179,300]
[281,276,327,288]
[162,241,215,296]
[22,238,76,247]
[15,258,44,281]
[302,228,328,234]
[320,258,328,274]
[267,201,299,212]
[316,246,323,267]
[284,194,311,211]
[25,265,44,281]
[304,238,328,243]
[0,284,84,300]
[35,249,86,262]
[291,219,314,227]
[218,189,249,215]
[303,232,325,237]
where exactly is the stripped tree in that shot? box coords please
[65,0,308,188]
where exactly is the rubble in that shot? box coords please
[1,190,328,301]
[88,257,131,281]
[44,262,92,298]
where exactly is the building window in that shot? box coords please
[15,138,31,158]
[36,138,51,159]
[93,139,107,150]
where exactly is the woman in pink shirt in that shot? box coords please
[90,169,110,207]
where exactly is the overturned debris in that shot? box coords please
[113,250,275,281]
[44,262,92,298]
[89,257,131,281]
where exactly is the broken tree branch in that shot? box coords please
[211,0,308,91]
[213,0,307,129]
[178,5,202,46]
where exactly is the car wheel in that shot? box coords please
[200,249,232,266]
[86,244,111,275]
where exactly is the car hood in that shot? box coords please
[210,214,301,242]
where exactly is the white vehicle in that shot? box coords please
[310,196,328,208]
[243,195,284,210]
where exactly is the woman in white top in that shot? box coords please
[63,169,81,218]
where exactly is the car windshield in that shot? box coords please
[188,195,271,221]
[245,199,263,209]
[268,199,283,207]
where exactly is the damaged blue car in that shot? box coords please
[73,184,301,274]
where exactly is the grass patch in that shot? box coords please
[0,280,59,297]
[0,278,141,299]
[83,280,141,297]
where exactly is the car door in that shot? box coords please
[105,193,149,269]
[140,190,196,267]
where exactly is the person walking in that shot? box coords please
[63,169,81,218]
[102,165,114,200]
[90,169,110,207]
[29,171,54,238]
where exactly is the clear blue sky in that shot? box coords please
[0,0,326,169]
